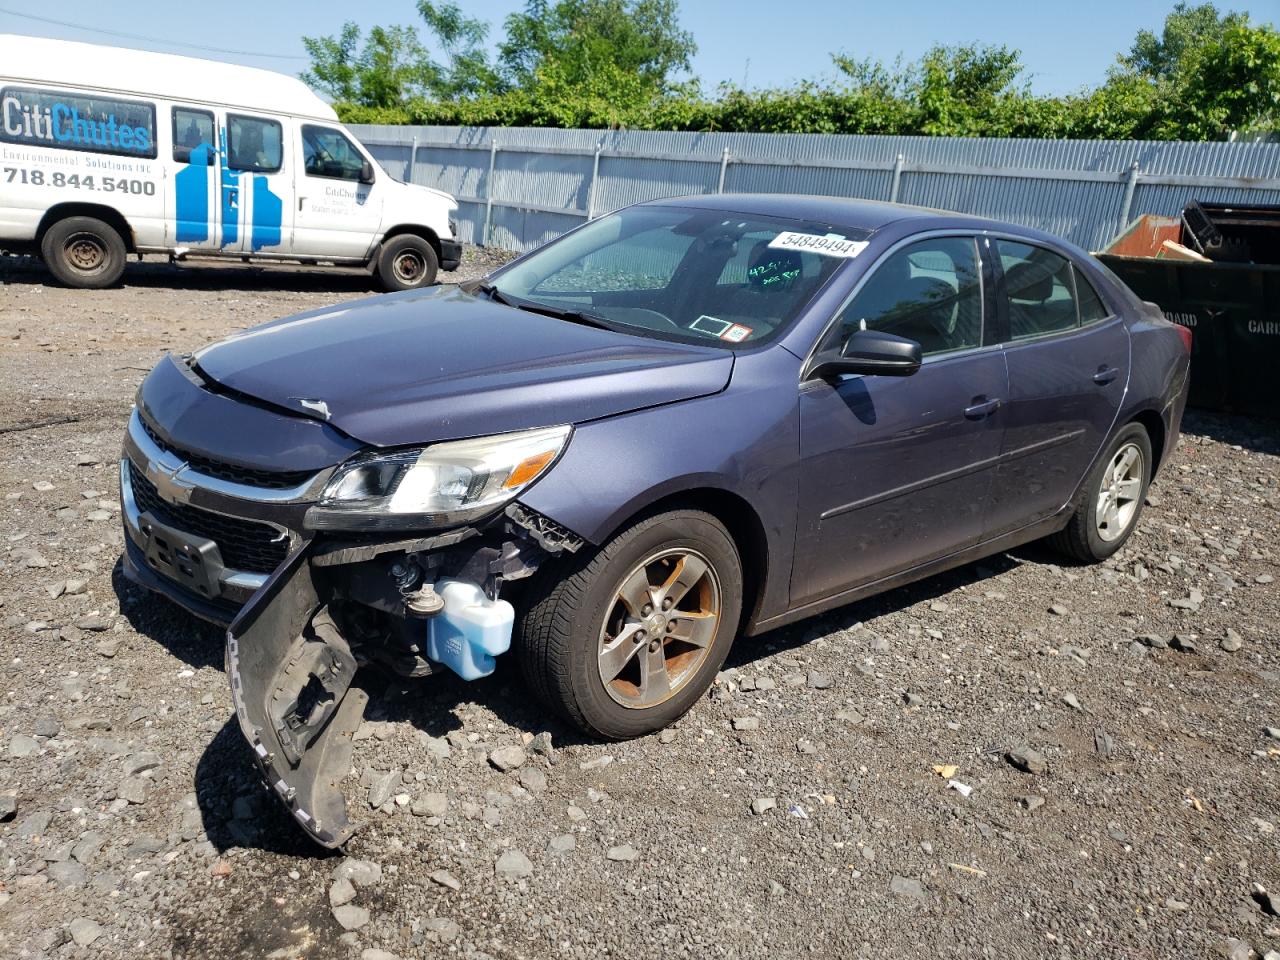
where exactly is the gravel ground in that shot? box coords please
[1,251,1279,960]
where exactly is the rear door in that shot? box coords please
[792,235,1008,605]
[220,111,292,255]
[292,123,383,260]
[984,238,1130,538]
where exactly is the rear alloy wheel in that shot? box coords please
[40,216,127,288]
[377,235,439,292]
[1048,422,1153,563]
[517,510,743,739]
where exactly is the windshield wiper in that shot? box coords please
[475,281,510,305]
[509,300,614,330]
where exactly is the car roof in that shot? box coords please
[645,193,959,232]
[0,34,339,122]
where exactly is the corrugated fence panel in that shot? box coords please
[349,124,1280,253]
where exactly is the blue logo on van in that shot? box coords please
[173,129,282,251]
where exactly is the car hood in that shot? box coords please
[193,286,734,448]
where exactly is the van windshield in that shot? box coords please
[490,205,869,348]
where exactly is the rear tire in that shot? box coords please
[1048,423,1152,563]
[40,216,127,288]
[515,510,743,740]
[376,235,438,291]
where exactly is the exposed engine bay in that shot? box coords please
[226,504,582,847]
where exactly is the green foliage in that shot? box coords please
[310,2,1280,141]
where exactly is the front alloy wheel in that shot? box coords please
[517,509,743,739]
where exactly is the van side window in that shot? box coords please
[0,86,156,159]
[227,114,282,173]
[172,108,214,164]
[302,125,367,181]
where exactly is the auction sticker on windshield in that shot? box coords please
[768,232,868,258]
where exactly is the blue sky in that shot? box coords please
[3,0,1277,95]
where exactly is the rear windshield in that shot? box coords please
[493,205,871,348]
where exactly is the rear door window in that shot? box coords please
[172,108,215,164]
[1073,266,1111,324]
[996,240,1079,340]
[227,114,282,173]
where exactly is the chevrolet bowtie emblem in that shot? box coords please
[149,462,196,505]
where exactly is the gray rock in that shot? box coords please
[329,877,356,907]
[34,716,60,738]
[731,716,760,731]
[548,833,576,853]
[95,638,123,658]
[1006,745,1047,775]
[368,770,399,808]
[9,734,38,757]
[657,728,677,744]
[750,797,777,815]
[606,844,639,862]
[0,795,15,821]
[578,755,613,771]
[333,859,382,887]
[123,752,162,777]
[889,876,928,903]
[495,849,533,878]
[1048,603,1069,616]
[1170,634,1198,653]
[518,766,547,792]
[1019,796,1045,811]
[47,860,86,888]
[74,614,111,632]
[67,918,102,946]
[429,869,461,891]
[1220,628,1244,653]
[806,671,834,690]
[117,777,148,805]
[489,745,527,772]
[1062,692,1083,711]
[529,731,555,760]
[16,809,52,837]
[332,905,370,931]
[1136,633,1168,649]
[423,917,460,942]
[1094,728,1116,758]
[361,950,401,960]
[411,792,448,817]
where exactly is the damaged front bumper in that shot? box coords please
[225,504,582,848]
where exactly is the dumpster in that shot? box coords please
[1098,203,1280,418]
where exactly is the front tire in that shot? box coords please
[516,510,743,740]
[1048,423,1152,563]
[376,235,439,291]
[40,216,127,288]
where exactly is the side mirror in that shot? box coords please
[359,160,375,184]
[811,328,922,379]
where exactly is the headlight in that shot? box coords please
[305,425,571,531]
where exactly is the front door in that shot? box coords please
[219,111,293,256]
[292,123,384,261]
[792,236,1007,606]
[985,239,1130,538]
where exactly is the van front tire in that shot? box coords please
[377,235,439,292]
[41,217,127,289]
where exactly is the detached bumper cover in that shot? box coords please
[227,549,368,848]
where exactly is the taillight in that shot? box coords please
[1175,324,1193,354]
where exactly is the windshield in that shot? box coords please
[491,205,870,348]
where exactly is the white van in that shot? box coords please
[0,34,460,290]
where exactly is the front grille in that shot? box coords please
[128,461,290,574]
[139,416,315,490]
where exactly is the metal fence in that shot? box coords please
[349,124,1280,254]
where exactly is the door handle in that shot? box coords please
[964,397,1001,419]
[298,196,307,212]
[1092,366,1120,385]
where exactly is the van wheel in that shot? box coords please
[516,510,743,740]
[41,217,127,288]
[377,236,438,291]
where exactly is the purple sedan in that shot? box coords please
[120,195,1191,845]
